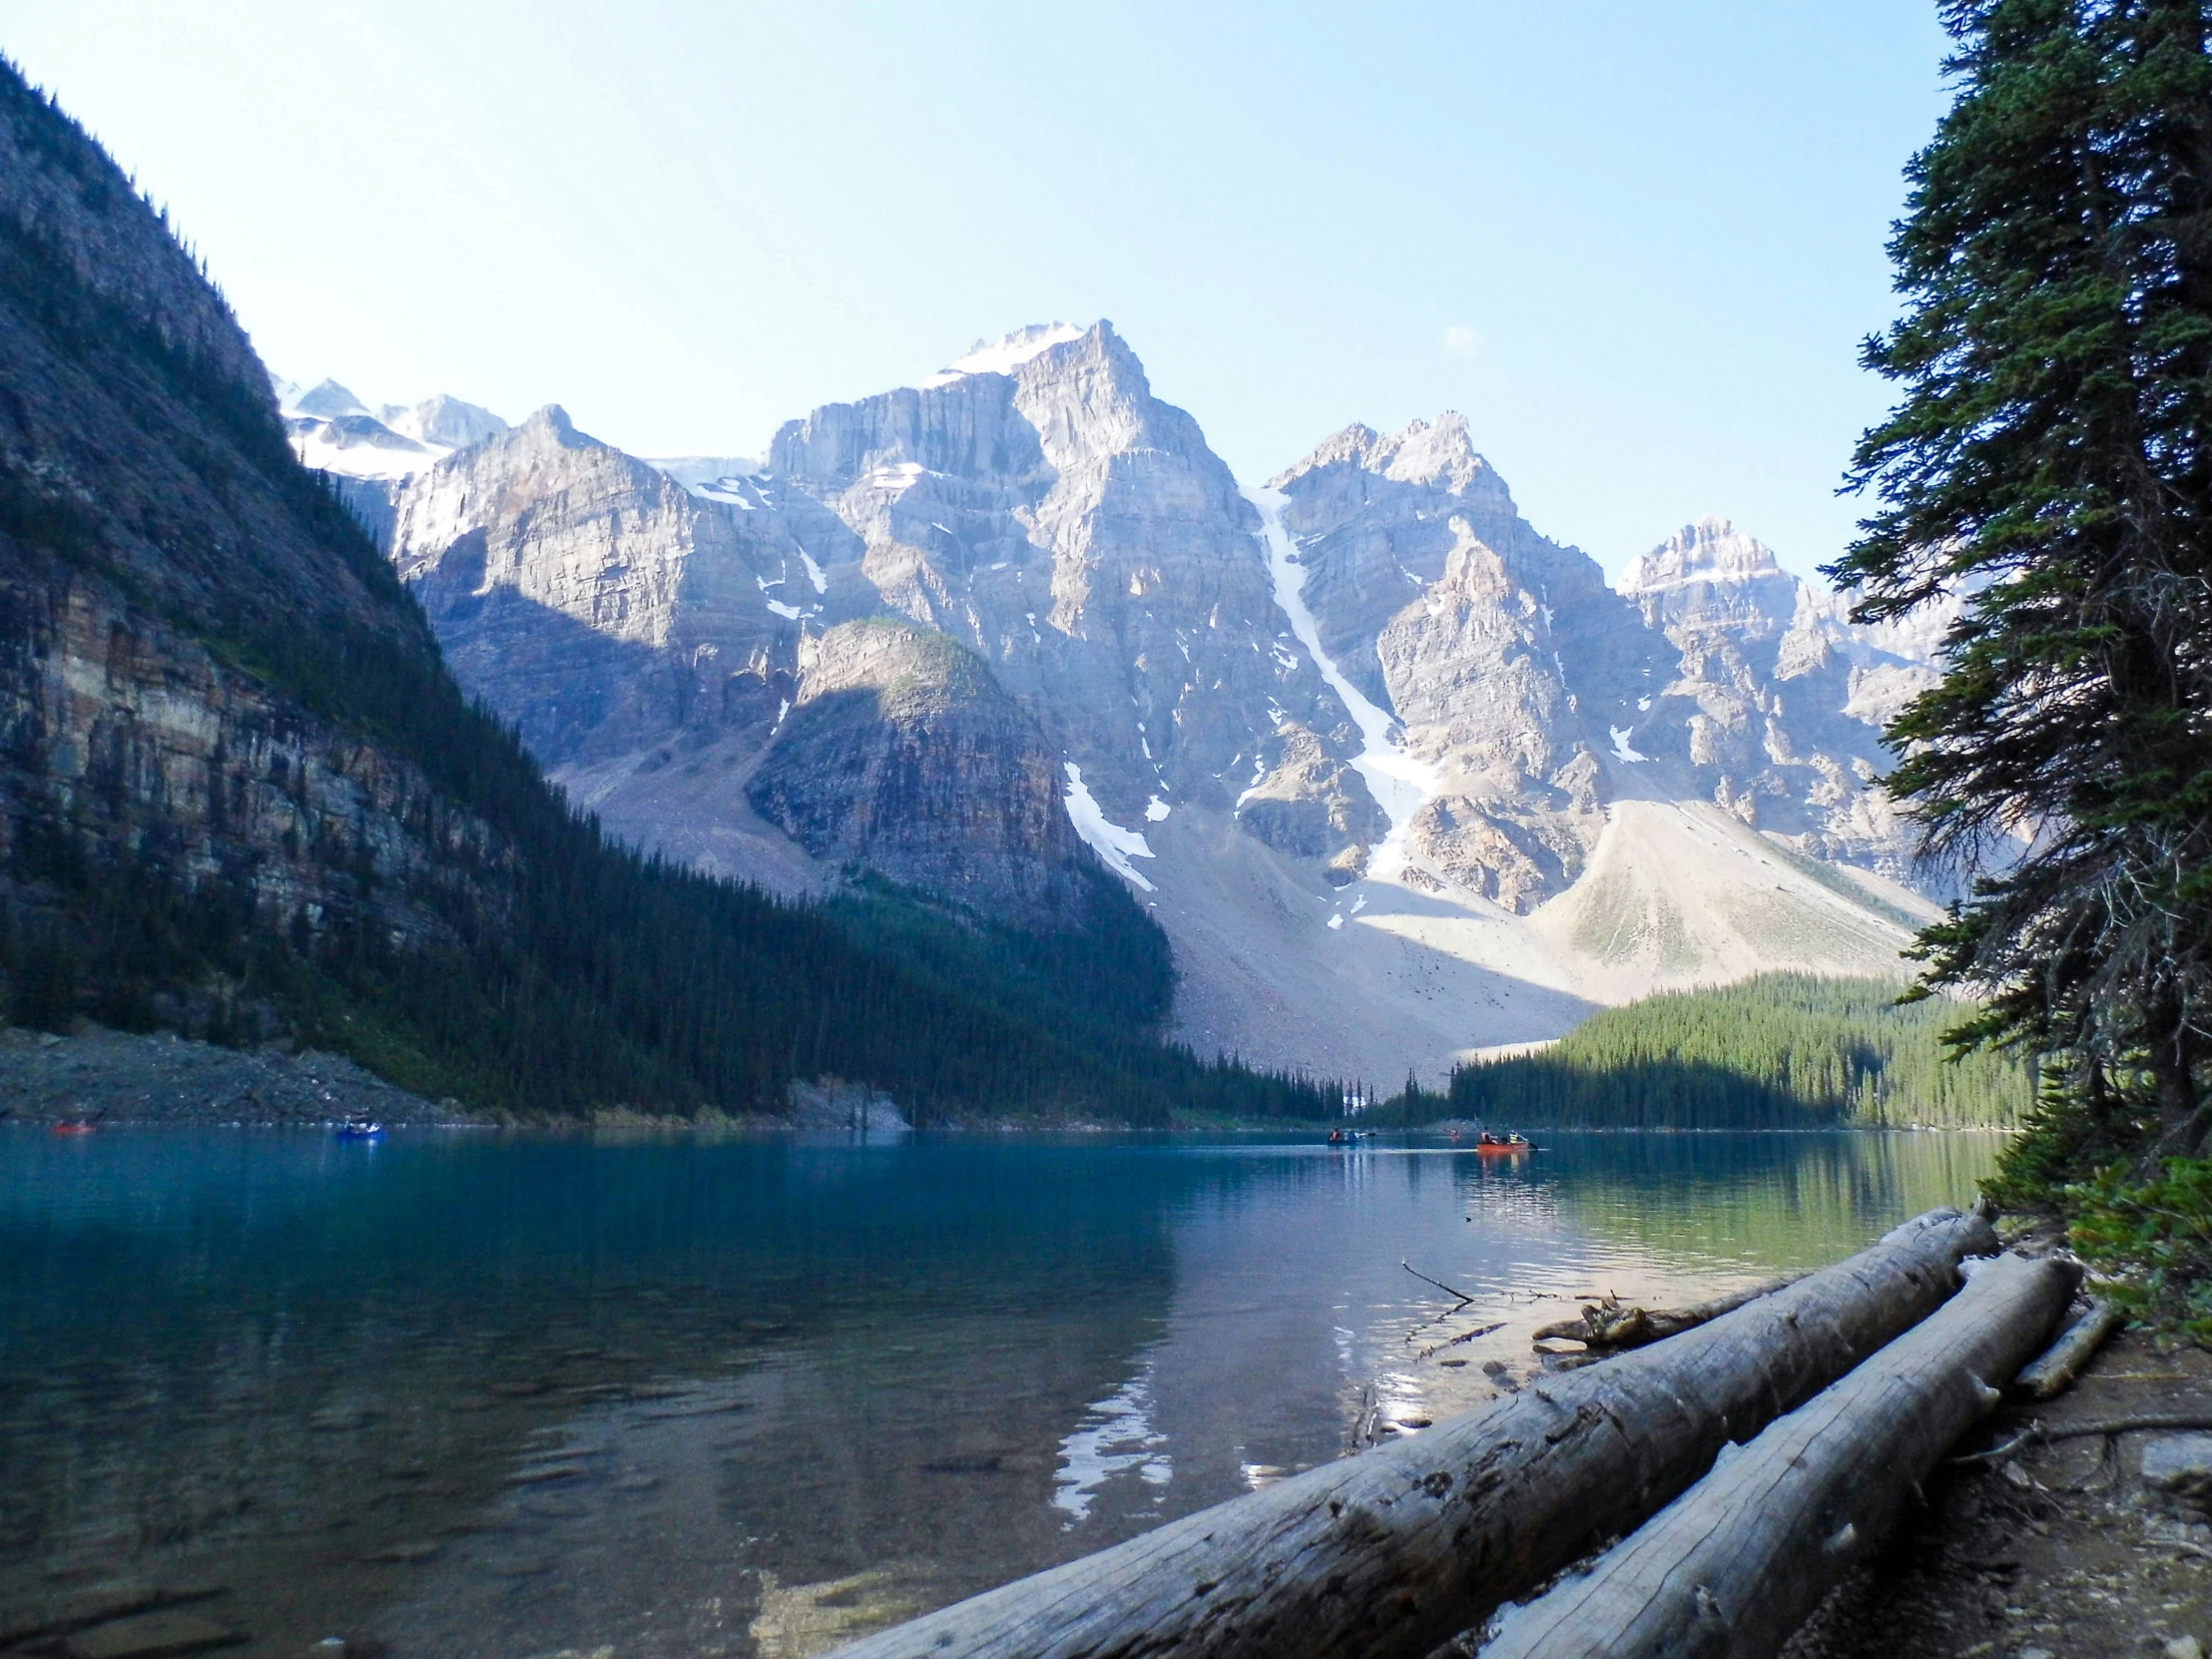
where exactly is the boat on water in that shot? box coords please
[1473,1131,1534,1154]
[1324,1127,1379,1146]
[334,1120,385,1141]
[47,1118,97,1136]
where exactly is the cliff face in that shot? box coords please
[1268,423,1933,911]
[747,621,1098,929]
[767,321,1354,827]
[1272,416,1657,911]
[1615,515,1935,873]
[0,65,499,1011]
[390,406,804,765]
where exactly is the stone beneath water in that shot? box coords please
[64,1610,243,1658]
[2141,1431,2212,1511]
[749,1565,928,1659]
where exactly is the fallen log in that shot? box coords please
[829,1207,1997,1659]
[2011,1297,2124,1400]
[1531,1277,1799,1351]
[1473,1251,2079,1659]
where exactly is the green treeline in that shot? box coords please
[0,61,1344,1126]
[1402,974,2029,1130]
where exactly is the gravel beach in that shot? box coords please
[0,1025,470,1126]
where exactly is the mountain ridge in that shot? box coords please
[301,323,1944,1084]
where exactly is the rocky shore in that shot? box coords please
[0,1025,468,1126]
[1785,1324,2212,1659]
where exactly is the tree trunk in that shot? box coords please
[828,1208,1997,1659]
[2011,1298,2124,1400]
[1472,1252,2079,1659]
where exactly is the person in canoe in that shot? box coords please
[1475,1130,1533,1151]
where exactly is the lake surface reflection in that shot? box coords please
[0,1128,2001,1658]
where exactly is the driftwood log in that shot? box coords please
[830,1208,1997,1659]
[1531,1278,1799,1351]
[1475,1251,2080,1659]
[2011,1298,2124,1399]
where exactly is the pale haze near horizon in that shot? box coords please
[0,2,1949,581]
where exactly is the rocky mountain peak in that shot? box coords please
[385,392,508,449]
[1371,411,1494,495]
[1621,516,1782,594]
[291,377,368,419]
[1270,412,1503,505]
[515,403,582,445]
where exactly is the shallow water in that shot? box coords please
[0,1127,2002,1658]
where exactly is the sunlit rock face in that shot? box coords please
[1618,515,1938,876]
[1271,416,1659,911]
[766,320,1357,830]
[1231,727,1387,878]
[388,406,804,767]
[374,332,1335,929]
[1263,421,1944,904]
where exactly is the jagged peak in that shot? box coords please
[1270,411,1503,499]
[1619,516,1787,595]
[390,392,508,449]
[1377,411,1491,493]
[283,379,508,451]
[517,403,583,443]
[288,377,367,419]
[1269,422,1383,486]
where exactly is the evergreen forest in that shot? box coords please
[1831,0,2212,1335]
[1394,975,2029,1130]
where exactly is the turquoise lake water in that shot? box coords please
[0,1127,2003,1658]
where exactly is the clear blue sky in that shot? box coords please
[0,2,1951,580]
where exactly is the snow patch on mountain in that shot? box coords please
[1248,485,1438,880]
[1062,762,1156,891]
[918,321,1086,387]
[277,380,510,483]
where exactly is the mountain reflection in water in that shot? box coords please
[0,1129,2000,1659]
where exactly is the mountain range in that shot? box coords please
[292,323,1954,1084]
[0,59,1348,1123]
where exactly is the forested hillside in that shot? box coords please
[0,61,1342,1125]
[1415,974,2028,1129]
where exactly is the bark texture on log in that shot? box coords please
[2012,1299,2123,1400]
[1475,1252,2079,1659]
[829,1208,1997,1659]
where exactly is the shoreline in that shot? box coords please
[0,1024,2024,1138]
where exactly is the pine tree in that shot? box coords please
[1831,0,2212,1169]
